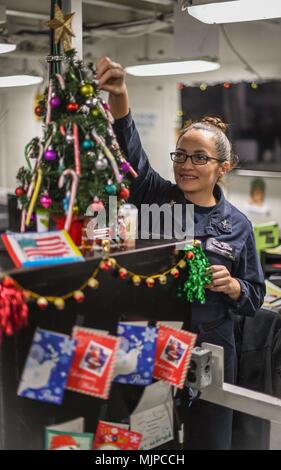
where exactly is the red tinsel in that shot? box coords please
[0,276,29,341]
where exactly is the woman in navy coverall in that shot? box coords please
[96,57,266,450]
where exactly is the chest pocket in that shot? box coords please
[205,237,236,272]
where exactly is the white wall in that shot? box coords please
[0,86,41,200]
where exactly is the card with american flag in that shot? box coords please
[2,230,84,268]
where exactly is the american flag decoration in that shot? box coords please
[2,230,84,268]
[20,235,72,259]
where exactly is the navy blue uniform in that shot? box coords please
[113,111,266,449]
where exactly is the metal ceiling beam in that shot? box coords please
[141,0,174,4]
[82,0,157,16]
[6,1,160,22]
[6,10,49,21]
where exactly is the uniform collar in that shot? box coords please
[174,184,233,237]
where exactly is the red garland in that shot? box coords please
[0,276,29,341]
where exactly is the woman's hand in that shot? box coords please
[96,56,129,119]
[206,265,241,301]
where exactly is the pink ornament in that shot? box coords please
[40,194,52,209]
[102,101,111,111]
[91,200,104,212]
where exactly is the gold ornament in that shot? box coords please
[73,205,79,215]
[54,298,65,310]
[88,278,99,289]
[47,5,75,52]
[80,83,94,98]
[132,275,141,287]
[91,108,100,118]
[178,260,186,269]
[108,258,117,269]
[159,275,167,285]
[102,239,111,253]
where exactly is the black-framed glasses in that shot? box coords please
[170,150,226,165]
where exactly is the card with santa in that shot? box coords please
[66,327,119,400]
[93,421,142,450]
[153,324,197,388]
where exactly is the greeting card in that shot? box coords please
[66,327,119,400]
[153,324,197,388]
[45,417,94,450]
[93,421,142,450]
[17,328,75,405]
[2,230,84,268]
[113,323,157,386]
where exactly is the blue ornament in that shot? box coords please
[82,139,94,151]
[105,183,117,195]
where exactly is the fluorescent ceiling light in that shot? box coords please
[126,60,220,76]
[187,0,281,24]
[0,75,43,88]
[0,43,16,54]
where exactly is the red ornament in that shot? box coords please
[119,268,128,280]
[223,82,231,89]
[0,276,29,341]
[37,297,48,310]
[100,260,111,271]
[186,251,195,260]
[118,187,130,200]
[146,278,155,288]
[34,106,42,117]
[73,291,85,303]
[15,187,25,197]
[171,268,180,279]
[67,102,79,112]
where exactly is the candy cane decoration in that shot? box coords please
[91,129,122,183]
[46,79,53,125]
[20,179,35,232]
[73,122,81,176]
[58,169,79,232]
[56,73,65,91]
[25,168,43,227]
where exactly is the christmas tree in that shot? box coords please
[15,4,136,239]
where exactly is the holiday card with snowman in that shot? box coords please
[113,322,158,386]
[66,327,119,400]
[17,328,76,405]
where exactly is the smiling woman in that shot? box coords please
[96,56,266,450]
[173,116,239,206]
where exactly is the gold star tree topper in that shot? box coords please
[47,4,76,52]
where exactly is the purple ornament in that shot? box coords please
[121,161,131,173]
[40,194,52,209]
[30,213,36,223]
[44,148,57,161]
[50,95,62,109]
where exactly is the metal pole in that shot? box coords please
[50,0,62,76]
